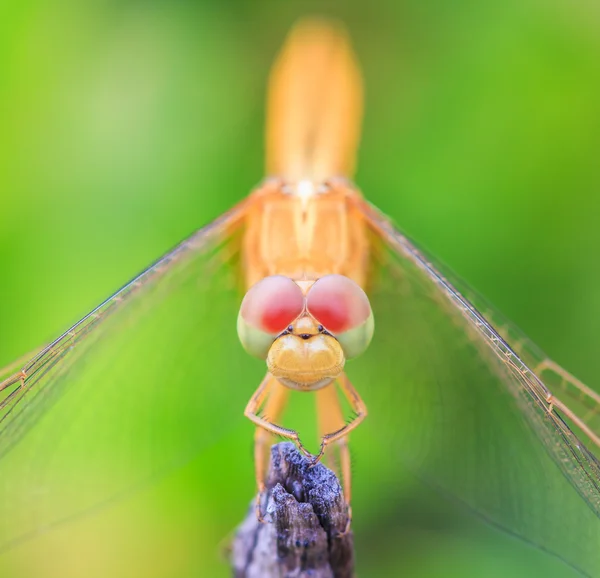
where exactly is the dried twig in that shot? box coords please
[232,442,354,578]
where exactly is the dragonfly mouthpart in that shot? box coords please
[267,331,345,391]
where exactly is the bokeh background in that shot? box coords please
[1,0,599,576]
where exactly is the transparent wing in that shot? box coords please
[457,289,600,453]
[350,197,600,577]
[0,200,262,578]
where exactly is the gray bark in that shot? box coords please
[231,442,355,578]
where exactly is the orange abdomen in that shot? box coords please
[242,18,368,290]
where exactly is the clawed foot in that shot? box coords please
[296,439,323,465]
[296,441,313,460]
[307,442,326,467]
[338,505,353,536]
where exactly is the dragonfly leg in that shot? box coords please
[316,383,353,533]
[245,374,311,520]
[0,347,34,395]
[250,376,290,520]
[311,373,367,467]
[535,359,600,448]
[316,383,347,471]
[245,374,311,456]
[0,372,26,393]
[536,359,600,405]
[0,370,27,412]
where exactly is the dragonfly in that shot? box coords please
[1,16,600,578]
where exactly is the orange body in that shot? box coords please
[239,19,370,514]
[242,182,369,289]
[241,19,368,291]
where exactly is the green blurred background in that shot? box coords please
[1,0,599,576]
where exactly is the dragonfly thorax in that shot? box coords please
[242,179,369,288]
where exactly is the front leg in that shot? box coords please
[244,373,312,511]
[245,374,313,458]
[312,372,367,466]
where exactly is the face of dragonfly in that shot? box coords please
[236,275,374,390]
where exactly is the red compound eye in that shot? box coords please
[306,275,371,334]
[240,276,305,334]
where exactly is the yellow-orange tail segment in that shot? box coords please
[266,18,363,182]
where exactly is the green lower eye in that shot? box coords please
[335,312,374,359]
[237,313,276,359]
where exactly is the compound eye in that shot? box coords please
[237,276,305,359]
[306,275,374,359]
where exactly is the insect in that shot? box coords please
[1,16,600,577]
[236,22,378,511]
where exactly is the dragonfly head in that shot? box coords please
[237,275,374,390]
[266,316,344,390]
